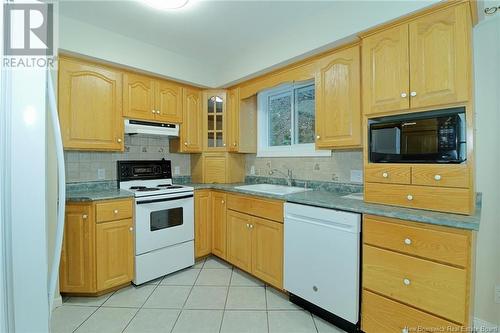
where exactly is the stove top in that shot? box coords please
[117,160,194,198]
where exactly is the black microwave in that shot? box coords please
[369,108,466,164]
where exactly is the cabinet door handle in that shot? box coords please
[233,142,237,147]
[152,110,156,114]
[403,278,411,286]
[156,110,161,114]
[402,328,409,333]
[434,174,442,181]
[404,238,412,245]
[117,138,122,143]
[401,92,407,98]
[246,223,250,228]
[407,194,414,201]
[249,224,254,229]
[382,172,389,178]
[410,91,417,97]
[316,135,320,140]
[114,209,119,214]
[129,227,134,231]
[82,214,88,220]
[221,200,225,204]
[184,142,188,146]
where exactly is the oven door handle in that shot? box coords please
[136,194,194,205]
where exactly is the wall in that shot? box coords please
[472,13,500,327]
[245,150,363,184]
[58,15,215,87]
[65,134,190,183]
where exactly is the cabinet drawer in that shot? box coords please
[363,245,467,324]
[364,182,471,214]
[363,215,469,267]
[364,165,411,184]
[362,290,461,333]
[96,199,133,223]
[227,194,283,223]
[412,165,469,188]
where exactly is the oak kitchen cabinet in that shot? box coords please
[226,194,284,289]
[315,44,361,149]
[123,72,183,123]
[194,190,212,258]
[170,87,203,153]
[211,192,227,259]
[59,199,134,295]
[191,152,246,184]
[362,3,471,115]
[361,215,474,332]
[58,57,124,151]
[203,90,228,151]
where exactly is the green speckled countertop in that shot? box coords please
[188,183,481,231]
[65,180,481,231]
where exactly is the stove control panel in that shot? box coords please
[117,159,172,181]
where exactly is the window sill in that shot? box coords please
[256,149,332,158]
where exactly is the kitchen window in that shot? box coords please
[257,81,331,157]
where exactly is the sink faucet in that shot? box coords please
[269,168,293,186]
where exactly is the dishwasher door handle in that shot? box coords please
[285,216,359,233]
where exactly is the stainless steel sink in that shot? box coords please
[234,184,311,196]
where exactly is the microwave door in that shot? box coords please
[400,119,439,161]
[371,125,401,162]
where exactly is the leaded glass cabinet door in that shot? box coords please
[203,91,227,150]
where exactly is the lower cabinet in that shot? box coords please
[211,192,227,259]
[96,219,134,291]
[227,210,253,272]
[60,199,134,295]
[361,214,474,332]
[226,210,283,289]
[194,190,212,258]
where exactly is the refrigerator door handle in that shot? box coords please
[46,72,66,313]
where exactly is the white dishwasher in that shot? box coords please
[284,203,361,331]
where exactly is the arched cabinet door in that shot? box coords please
[316,45,361,149]
[409,3,470,108]
[123,72,155,121]
[59,57,124,151]
[156,80,183,123]
[362,25,410,116]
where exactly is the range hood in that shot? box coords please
[124,119,179,137]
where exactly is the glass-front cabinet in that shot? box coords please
[203,91,227,150]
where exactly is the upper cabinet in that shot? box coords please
[227,88,240,152]
[203,91,228,151]
[58,57,124,151]
[362,25,410,115]
[362,3,471,116]
[124,72,183,123]
[170,87,203,153]
[408,3,470,109]
[315,45,361,149]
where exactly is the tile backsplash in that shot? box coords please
[64,134,191,183]
[245,150,363,183]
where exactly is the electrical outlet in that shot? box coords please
[350,170,363,183]
[495,285,500,304]
[174,166,180,175]
[97,168,105,180]
[250,165,256,175]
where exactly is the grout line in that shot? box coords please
[169,264,204,333]
[264,285,270,333]
[71,290,117,333]
[120,283,160,333]
[218,265,234,333]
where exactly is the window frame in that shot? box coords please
[257,81,331,158]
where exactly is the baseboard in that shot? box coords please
[52,295,63,310]
[474,317,499,331]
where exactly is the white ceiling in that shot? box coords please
[59,0,440,87]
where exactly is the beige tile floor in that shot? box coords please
[52,256,346,333]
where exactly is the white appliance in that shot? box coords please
[284,203,361,328]
[124,119,179,137]
[118,160,194,284]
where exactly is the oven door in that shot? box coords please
[135,193,194,255]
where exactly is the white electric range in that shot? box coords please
[118,160,194,285]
